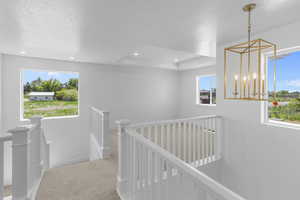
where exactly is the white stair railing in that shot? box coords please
[129,115,222,167]
[0,116,50,200]
[116,116,247,200]
[89,107,111,160]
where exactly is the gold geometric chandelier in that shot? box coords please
[224,3,277,101]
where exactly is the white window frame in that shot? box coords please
[20,69,80,121]
[196,74,216,106]
[262,46,300,130]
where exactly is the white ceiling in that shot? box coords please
[0,0,300,70]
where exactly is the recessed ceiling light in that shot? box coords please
[174,58,179,63]
[69,56,75,60]
[20,51,26,55]
[133,52,140,57]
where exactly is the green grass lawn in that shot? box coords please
[24,99,78,119]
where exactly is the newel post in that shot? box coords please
[102,111,111,159]
[8,126,31,200]
[30,116,42,127]
[115,119,130,195]
[30,116,43,180]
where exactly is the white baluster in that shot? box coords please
[154,125,158,146]
[147,126,151,140]
[188,122,192,163]
[145,146,150,200]
[160,159,166,200]
[216,117,223,160]
[161,125,165,149]
[203,120,207,162]
[98,113,102,150]
[157,156,162,200]
[172,123,176,156]
[0,140,5,199]
[8,126,30,200]
[132,137,137,200]
[0,134,12,200]
[165,162,171,200]
[178,122,181,159]
[193,122,196,165]
[183,122,187,162]
[201,120,205,163]
[136,142,141,198]
[206,119,209,163]
[126,135,131,197]
[101,111,111,159]
[197,122,201,165]
[208,118,212,161]
[142,146,146,199]
[0,139,3,200]
[197,121,201,163]
[116,119,131,196]
[147,148,152,200]
[211,118,215,158]
[151,151,156,200]
[148,150,154,200]
[141,126,145,137]
[166,124,170,152]
[210,118,214,160]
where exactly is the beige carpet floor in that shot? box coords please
[36,131,120,200]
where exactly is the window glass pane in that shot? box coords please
[268,51,300,124]
[22,70,79,119]
[212,88,216,104]
[198,75,216,105]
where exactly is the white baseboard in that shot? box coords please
[29,169,45,200]
[51,154,88,168]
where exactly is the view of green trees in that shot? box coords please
[23,77,79,119]
[268,90,300,123]
[24,77,78,99]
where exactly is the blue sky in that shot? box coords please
[23,70,79,84]
[199,76,216,90]
[268,51,300,92]
[198,51,300,92]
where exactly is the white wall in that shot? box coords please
[2,55,179,169]
[178,66,217,117]
[176,20,300,200]
[198,160,221,182]
[216,20,300,200]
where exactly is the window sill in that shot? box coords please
[20,115,80,122]
[196,104,216,107]
[263,120,300,131]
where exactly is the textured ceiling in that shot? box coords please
[0,0,299,70]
